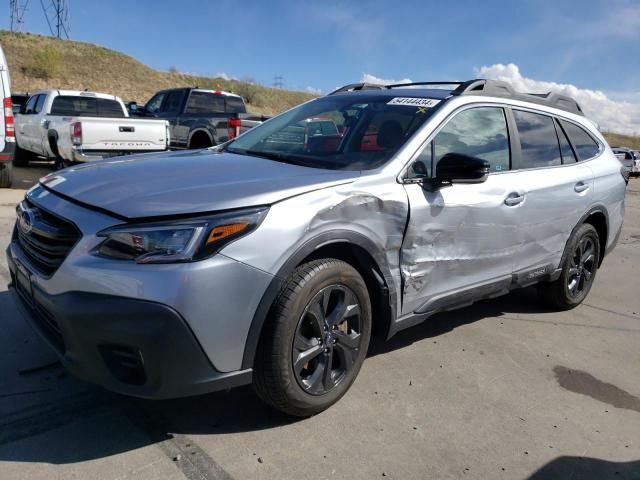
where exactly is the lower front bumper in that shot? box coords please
[7,253,252,399]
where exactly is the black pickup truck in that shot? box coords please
[131,87,266,149]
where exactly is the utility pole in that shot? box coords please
[9,0,29,32]
[273,75,284,89]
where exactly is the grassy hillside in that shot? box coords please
[602,132,640,150]
[0,30,315,115]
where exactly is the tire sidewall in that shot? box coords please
[273,261,371,413]
[558,224,600,306]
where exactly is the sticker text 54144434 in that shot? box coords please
[387,97,441,108]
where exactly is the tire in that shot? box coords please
[539,223,600,310]
[12,142,32,167]
[0,162,12,188]
[254,259,372,417]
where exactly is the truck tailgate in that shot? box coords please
[76,117,168,151]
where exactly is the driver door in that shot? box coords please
[400,106,521,315]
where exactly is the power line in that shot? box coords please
[273,74,284,89]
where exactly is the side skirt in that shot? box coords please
[388,263,561,338]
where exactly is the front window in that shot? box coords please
[409,107,510,179]
[225,94,440,170]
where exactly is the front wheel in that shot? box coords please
[539,223,600,310]
[254,259,372,417]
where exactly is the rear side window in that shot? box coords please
[555,119,576,164]
[225,96,246,114]
[559,120,600,161]
[185,92,225,114]
[513,110,562,168]
[433,107,510,173]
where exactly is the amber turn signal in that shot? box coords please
[206,223,249,245]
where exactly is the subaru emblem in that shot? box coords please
[18,206,36,235]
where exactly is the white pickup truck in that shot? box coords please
[14,89,170,168]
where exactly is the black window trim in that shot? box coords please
[507,106,603,171]
[553,118,578,164]
[556,117,603,163]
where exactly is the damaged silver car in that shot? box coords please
[7,79,626,416]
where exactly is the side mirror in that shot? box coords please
[436,152,490,184]
[126,101,138,113]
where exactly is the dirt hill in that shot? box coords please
[0,30,314,115]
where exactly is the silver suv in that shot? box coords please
[7,79,626,416]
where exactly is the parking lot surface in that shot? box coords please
[1,166,639,480]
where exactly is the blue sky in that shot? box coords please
[3,0,640,132]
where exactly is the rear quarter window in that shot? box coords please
[559,120,600,161]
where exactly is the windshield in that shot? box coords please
[225,94,440,170]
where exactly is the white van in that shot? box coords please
[0,43,14,187]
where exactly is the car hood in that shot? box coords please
[40,149,360,219]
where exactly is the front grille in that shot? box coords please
[15,199,81,276]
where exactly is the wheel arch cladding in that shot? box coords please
[241,232,396,370]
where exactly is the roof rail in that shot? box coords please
[328,78,584,115]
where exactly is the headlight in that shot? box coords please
[95,207,268,264]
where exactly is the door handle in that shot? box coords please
[574,181,590,193]
[504,192,525,206]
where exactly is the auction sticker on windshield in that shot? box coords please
[387,97,441,107]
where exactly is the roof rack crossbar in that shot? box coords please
[328,83,385,95]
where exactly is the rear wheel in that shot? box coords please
[0,162,12,188]
[254,259,371,417]
[12,143,32,167]
[539,223,600,310]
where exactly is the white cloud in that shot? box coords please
[477,63,640,136]
[361,73,413,86]
[214,72,238,81]
[305,86,322,95]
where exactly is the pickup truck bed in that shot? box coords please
[14,89,169,168]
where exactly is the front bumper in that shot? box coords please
[7,249,253,399]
